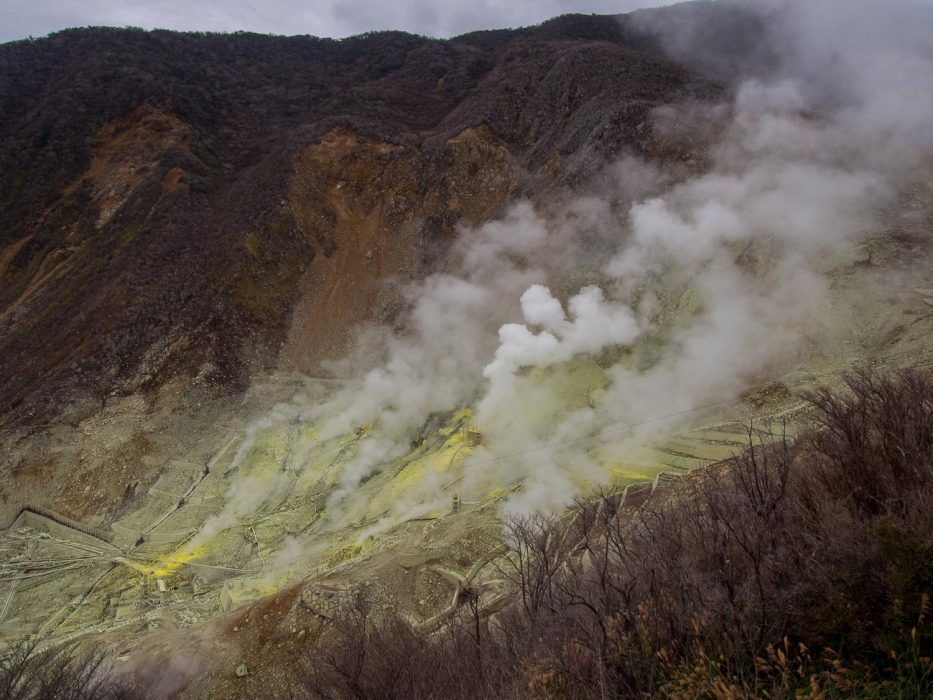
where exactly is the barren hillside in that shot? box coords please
[0,2,931,697]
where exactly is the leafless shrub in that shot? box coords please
[419,369,931,698]
[0,639,135,699]
[801,368,933,517]
[294,590,513,700]
[3,371,929,698]
[285,369,926,699]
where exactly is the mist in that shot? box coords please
[199,0,933,539]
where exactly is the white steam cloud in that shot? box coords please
[198,0,933,538]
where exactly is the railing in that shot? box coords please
[6,504,113,544]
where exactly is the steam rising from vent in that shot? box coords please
[204,0,933,534]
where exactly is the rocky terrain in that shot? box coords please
[0,12,731,519]
[0,14,720,425]
[0,1,931,696]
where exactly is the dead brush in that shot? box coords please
[1,370,928,699]
[0,639,135,699]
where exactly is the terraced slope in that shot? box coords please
[0,2,931,694]
[1,211,930,686]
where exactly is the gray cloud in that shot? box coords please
[0,0,668,43]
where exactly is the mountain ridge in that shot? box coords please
[0,14,721,430]
[0,3,930,695]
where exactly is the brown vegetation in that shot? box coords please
[0,641,134,699]
[3,370,930,697]
[295,369,933,699]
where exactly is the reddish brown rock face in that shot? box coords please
[0,7,930,694]
[0,20,713,433]
[0,19,716,556]
[282,125,522,372]
[73,105,195,227]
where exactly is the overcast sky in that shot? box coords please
[0,0,674,44]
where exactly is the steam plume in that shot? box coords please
[201,0,933,536]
